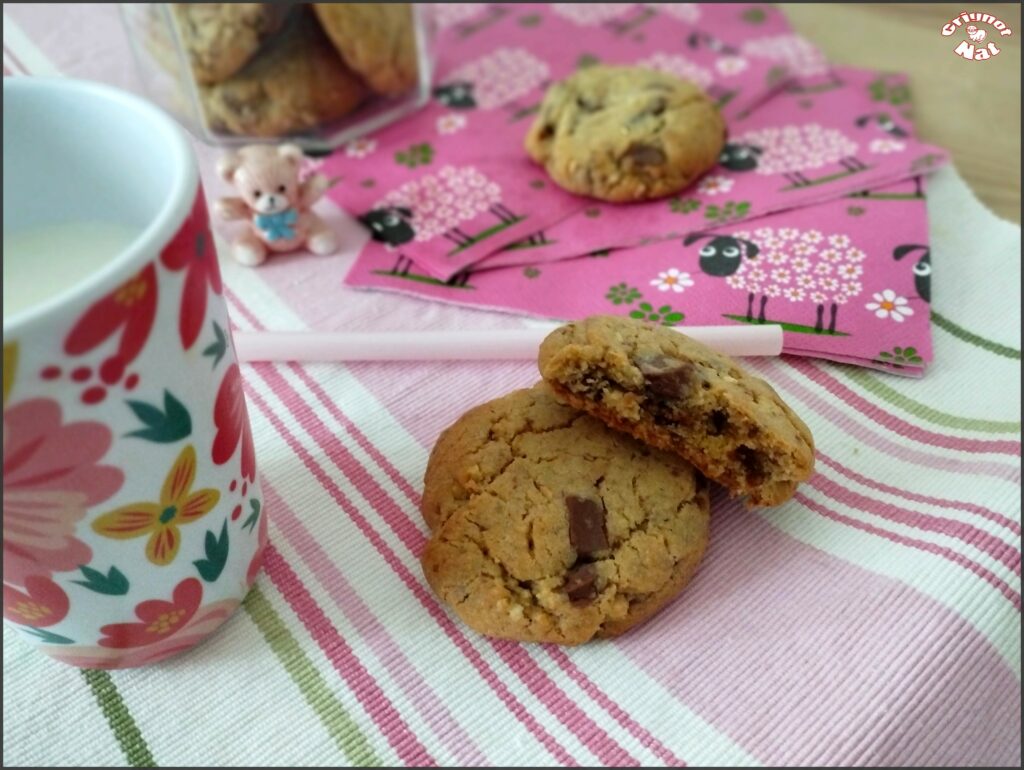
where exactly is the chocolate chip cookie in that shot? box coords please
[313,3,419,97]
[525,65,726,202]
[538,317,815,506]
[168,3,285,85]
[200,8,367,137]
[421,384,710,646]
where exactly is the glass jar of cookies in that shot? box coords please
[120,3,434,151]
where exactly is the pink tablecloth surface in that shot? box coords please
[3,4,1021,767]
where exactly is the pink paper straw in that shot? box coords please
[233,325,782,362]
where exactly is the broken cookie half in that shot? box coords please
[538,316,815,507]
[420,385,709,645]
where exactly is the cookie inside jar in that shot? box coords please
[125,2,432,149]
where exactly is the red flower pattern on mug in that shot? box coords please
[98,576,203,648]
[3,398,123,586]
[46,594,240,669]
[4,576,70,628]
[160,193,223,350]
[63,264,158,368]
[246,507,268,587]
[212,364,256,482]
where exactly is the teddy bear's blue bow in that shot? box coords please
[254,208,298,242]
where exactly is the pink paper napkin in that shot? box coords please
[344,175,934,376]
[321,3,799,281]
[475,67,947,270]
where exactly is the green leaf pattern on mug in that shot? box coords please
[194,520,230,582]
[73,565,129,596]
[125,390,192,443]
[202,322,228,369]
[242,499,261,534]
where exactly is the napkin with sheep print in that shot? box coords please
[321,2,799,282]
[344,174,934,376]
[473,67,948,272]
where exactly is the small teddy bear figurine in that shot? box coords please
[215,144,338,266]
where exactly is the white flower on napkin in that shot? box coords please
[845,247,867,263]
[650,268,694,293]
[696,175,734,195]
[866,289,914,322]
[783,286,806,302]
[715,56,749,76]
[838,263,864,280]
[437,113,467,135]
[868,138,906,154]
[345,138,377,158]
[819,277,840,291]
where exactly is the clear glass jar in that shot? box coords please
[120,3,434,151]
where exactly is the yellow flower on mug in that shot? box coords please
[3,342,17,405]
[92,445,219,565]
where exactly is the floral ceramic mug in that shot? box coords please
[2,77,265,668]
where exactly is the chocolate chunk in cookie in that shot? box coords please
[563,563,599,606]
[566,496,608,556]
[538,316,815,506]
[420,385,710,645]
[525,65,726,202]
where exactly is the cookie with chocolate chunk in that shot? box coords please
[420,384,709,646]
[538,316,815,507]
[525,65,726,202]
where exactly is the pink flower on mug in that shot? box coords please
[92,445,219,566]
[160,193,223,350]
[99,576,203,648]
[3,398,122,586]
[212,364,256,483]
[47,592,240,669]
[63,264,158,370]
[3,575,70,628]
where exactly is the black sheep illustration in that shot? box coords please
[686,30,740,56]
[434,81,476,109]
[359,206,415,247]
[718,143,763,172]
[893,244,931,302]
[854,112,909,137]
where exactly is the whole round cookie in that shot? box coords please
[525,65,726,202]
[169,3,285,85]
[313,3,419,97]
[201,8,367,137]
[421,384,710,646]
[538,316,815,506]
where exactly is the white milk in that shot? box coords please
[3,221,139,320]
